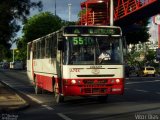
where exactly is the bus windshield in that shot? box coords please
[64,36,123,65]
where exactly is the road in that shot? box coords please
[0,69,160,120]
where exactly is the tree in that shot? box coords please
[15,37,27,61]
[0,0,42,60]
[23,12,62,43]
[17,12,64,61]
[123,19,150,45]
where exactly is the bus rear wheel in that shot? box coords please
[34,77,42,94]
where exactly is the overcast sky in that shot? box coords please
[31,0,85,21]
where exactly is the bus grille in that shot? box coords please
[83,88,107,94]
[83,79,108,85]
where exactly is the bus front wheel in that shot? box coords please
[54,93,64,103]
[54,84,64,103]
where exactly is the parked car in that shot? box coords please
[137,66,156,77]
[1,62,9,69]
[10,61,23,70]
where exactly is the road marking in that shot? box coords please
[135,89,148,93]
[42,104,54,110]
[156,92,160,94]
[57,113,72,120]
[26,94,43,104]
[126,80,160,85]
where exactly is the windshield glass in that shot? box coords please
[64,36,123,65]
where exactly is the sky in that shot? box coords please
[31,0,84,21]
[12,0,84,49]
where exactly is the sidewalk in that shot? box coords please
[0,82,29,112]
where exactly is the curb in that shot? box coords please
[0,81,30,113]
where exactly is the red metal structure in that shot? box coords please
[78,0,110,25]
[78,0,160,26]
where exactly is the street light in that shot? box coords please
[68,3,72,21]
[12,49,19,62]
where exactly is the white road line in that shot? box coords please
[26,94,54,110]
[156,92,160,95]
[126,80,160,85]
[57,113,73,120]
[42,104,54,110]
[135,89,148,93]
[26,94,43,104]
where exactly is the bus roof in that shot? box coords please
[27,25,122,44]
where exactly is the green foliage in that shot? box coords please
[127,46,157,69]
[0,0,42,60]
[145,49,156,65]
[0,45,11,61]
[17,12,65,61]
[23,12,62,42]
[125,27,150,44]
[62,21,76,26]
[124,19,150,45]
[15,38,27,61]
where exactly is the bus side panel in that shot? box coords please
[32,58,57,92]
[27,59,34,82]
[36,74,54,92]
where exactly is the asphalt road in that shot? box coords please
[1,69,160,120]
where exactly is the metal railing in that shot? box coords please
[114,0,157,20]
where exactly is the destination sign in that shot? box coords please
[64,26,121,35]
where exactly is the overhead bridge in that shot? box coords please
[114,0,160,26]
[78,0,160,26]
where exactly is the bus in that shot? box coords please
[27,25,125,103]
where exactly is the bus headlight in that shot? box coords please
[116,79,120,83]
[71,79,76,84]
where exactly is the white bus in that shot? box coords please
[27,25,125,103]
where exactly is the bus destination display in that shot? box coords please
[64,26,121,35]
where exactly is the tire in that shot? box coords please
[54,83,64,103]
[34,77,42,94]
[55,93,64,103]
[97,95,108,103]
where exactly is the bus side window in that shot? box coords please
[50,34,57,58]
[37,41,41,59]
[41,38,45,59]
[33,42,37,59]
[45,37,50,58]
[27,43,31,60]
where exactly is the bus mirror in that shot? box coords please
[58,40,64,51]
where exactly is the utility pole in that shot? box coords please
[13,49,15,62]
[55,0,56,16]
[110,0,114,26]
[68,3,72,21]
